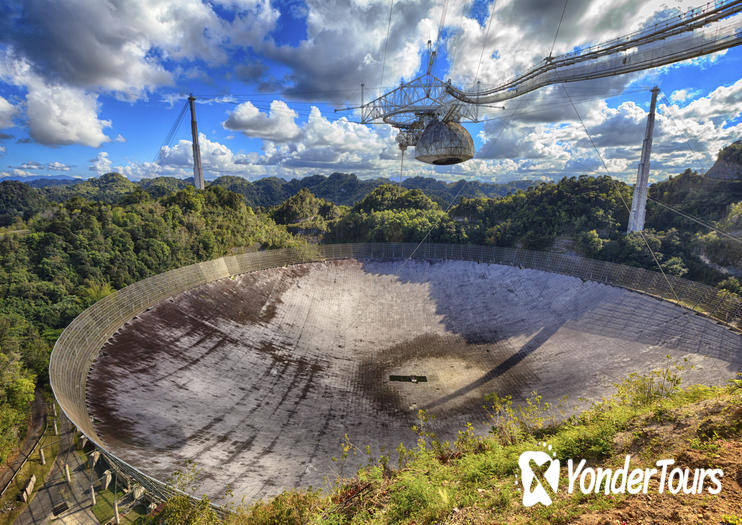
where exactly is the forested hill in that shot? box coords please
[0,185,297,462]
[0,172,535,213]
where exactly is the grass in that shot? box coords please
[0,430,60,525]
[91,488,149,524]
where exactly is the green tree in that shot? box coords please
[578,229,604,256]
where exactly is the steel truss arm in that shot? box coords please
[355,0,742,122]
[447,0,742,104]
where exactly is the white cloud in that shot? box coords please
[156,133,264,178]
[444,0,701,89]
[116,160,162,181]
[0,0,281,150]
[90,152,112,175]
[0,96,18,128]
[122,103,403,180]
[0,0,279,100]
[669,89,699,103]
[26,84,111,148]
[262,0,447,101]
[0,53,111,147]
[48,161,71,171]
[25,81,111,147]
[223,100,301,141]
[668,77,742,122]
[259,106,398,170]
[114,134,126,143]
[221,101,397,171]
[18,161,43,169]
[471,76,742,183]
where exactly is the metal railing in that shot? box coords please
[49,243,742,506]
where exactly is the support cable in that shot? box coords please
[561,83,681,304]
[152,101,188,164]
[408,166,467,260]
[473,0,497,88]
[433,0,450,58]
[378,0,395,96]
[549,0,569,59]
[646,197,742,244]
[638,88,742,244]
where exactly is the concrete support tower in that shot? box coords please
[627,86,660,233]
[188,94,204,190]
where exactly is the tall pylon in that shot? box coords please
[188,94,204,190]
[627,86,660,233]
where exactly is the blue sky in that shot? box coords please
[0,0,740,184]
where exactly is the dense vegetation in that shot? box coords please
[210,173,532,208]
[449,175,630,248]
[0,181,46,227]
[2,172,534,211]
[320,171,741,289]
[0,185,296,461]
[718,140,742,164]
[269,188,346,234]
[328,185,463,244]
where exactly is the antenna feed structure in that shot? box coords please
[341,0,742,166]
[414,118,474,165]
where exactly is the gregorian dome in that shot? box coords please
[414,119,474,165]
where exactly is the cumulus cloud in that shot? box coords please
[25,81,111,147]
[90,152,112,175]
[156,133,265,178]
[0,0,279,99]
[47,161,71,171]
[0,54,111,147]
[582,101,646,148]
[668,77,742,122]
[669,88,700,103]
[258,106,397,170]
[124,103,401,179]
[17,161,43,169]
[477,119,570,161]
[472,76,742,183]
[0,96,17,128]
[0,0,280,148]
[223,100,301,141]
[262,0,449,102]
[444,0,701,89]
[221,100,397,171]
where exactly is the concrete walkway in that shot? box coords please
[15,414,97,525]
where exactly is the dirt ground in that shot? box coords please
[575,402,742,525]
